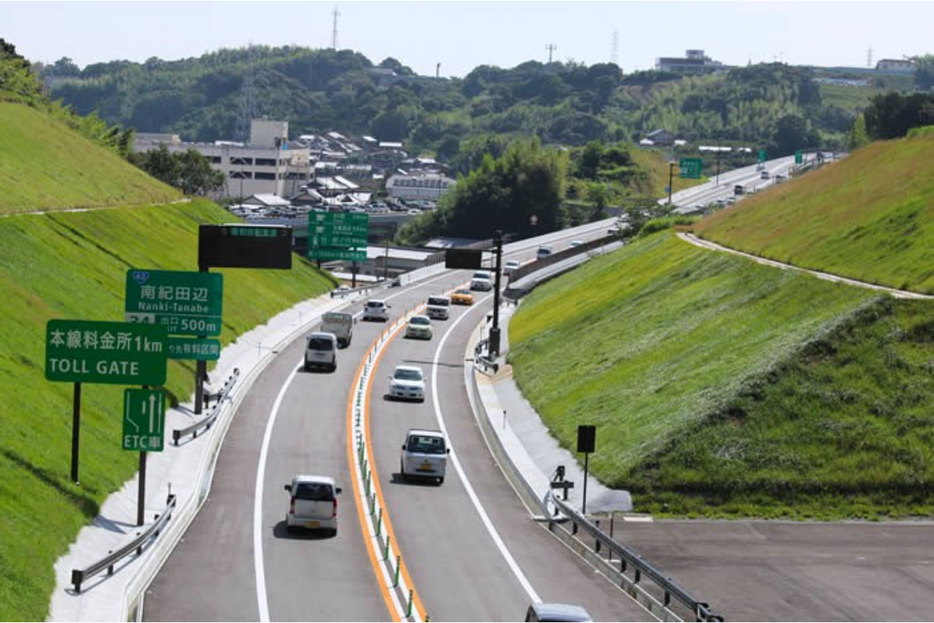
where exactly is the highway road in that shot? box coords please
[666,155,799,211]
[143,220,649,621]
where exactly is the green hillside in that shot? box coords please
[0,103,179,214]
[694,131,934,294]
[508,231,934,518]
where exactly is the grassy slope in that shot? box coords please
[0,103,179,214]
[693,133,934,294]
[0,208,334,617]
[629,297,934,519]
[632,148,706,197]
[509,232,873,489]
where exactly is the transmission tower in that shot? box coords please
[331,5,340,50]
[546,43,557,63]
[237,44,256,143]
[610,30,619,66]
[867,46,873,68]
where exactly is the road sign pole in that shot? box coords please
[71,382,81,484]
[582,451,589,515]
[352,261,357,289]
[490,230,503,358]
[668,162,675,206]
[194,264,208,415]
[137,450,147,526]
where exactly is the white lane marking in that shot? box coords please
[430,294,542,603]
[253,356,303,623]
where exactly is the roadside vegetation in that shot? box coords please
[694,129,934,294]
[0,103,179,213]
[509,232,874,493]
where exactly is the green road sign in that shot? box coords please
[758,149,767,163]
[168,337,221,360]
[795,150,803,164]
[308,247,367,261]
[311,233,368,248]
[125,269,224,336]
[679,157,703,179]
[46,320,168,385]
[122,388,166,452]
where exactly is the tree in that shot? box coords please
[130,145,224,196]
[846,114,869,150]
[771,114,809,156]
[915,55,934,91]
[864,92,934,139]
[577,141,603,180]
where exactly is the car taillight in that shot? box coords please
[290,496,295,515]
[332,497,338,518]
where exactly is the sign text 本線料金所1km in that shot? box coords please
[45,320,168,385]
[125,269,223,336]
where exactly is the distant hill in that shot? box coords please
[694,130,934,294]
[43,45,862,157]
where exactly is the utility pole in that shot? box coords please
[716,143,722,186]
[489,230,503,358]
[384,237,390,281]
[667,162,675,206]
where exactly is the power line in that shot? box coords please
[545,43,557,63]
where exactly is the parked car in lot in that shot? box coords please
[388,365,426,401]
[470,270,493,291]
[405,315,433,340]
[362,299,390,321]
[451,288,474,305]
[304,332,337,372]
[284,475,342,536]
[400,429,449,484]
[425,295,451,320]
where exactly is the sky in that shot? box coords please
[1,1,932,77]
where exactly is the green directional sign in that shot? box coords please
[125,269,224,336]
[758,149,767,163]
[795,149,803,164]
[309,247,367,261]
[46,320,168,385]
[167,337,221,361]
[122,388,166,452]
[679,157,703,179]
[311,233,368,248]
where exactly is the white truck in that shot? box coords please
[321,312,353,348]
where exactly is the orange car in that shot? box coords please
[451,288,474,305]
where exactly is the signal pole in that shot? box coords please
[490,230,503,357]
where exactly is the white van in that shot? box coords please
[426,296,451,320]
[284,475,341,536]
[470,270,493,291]
[400,429,449,484]
[304,332,337,372]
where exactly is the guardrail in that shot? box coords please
[330,279,393,298]
[509,234,619,283]
[172,368,240,446]
[545,493,723,622]
[71,494,177,594]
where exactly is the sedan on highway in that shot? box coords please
[451,288,474,305]
[284,475,342,536]
[388,365,426,402]
[405,315,433,340]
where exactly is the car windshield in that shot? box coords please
[428,297,449,306]
[455,289,471,295]
[411,317,430,326]
[473,272,490,279]
[308,337,333,350]
[407,435,446,454]
[394,368,423,381]
[294,482,334,501]
[507,261,520,267]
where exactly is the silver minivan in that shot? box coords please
[284,475,342,536]
[400,429,449,484]
[304,331,337,372]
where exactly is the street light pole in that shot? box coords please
[667,162,675,206]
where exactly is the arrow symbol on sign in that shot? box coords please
[125,398,140,432]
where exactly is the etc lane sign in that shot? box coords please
[125,269,223,336]
[45,320,168,385]
[123,388,166,451]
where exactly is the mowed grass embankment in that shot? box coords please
[694,130,934,294]
[508,231,875,498]
[629,296,934,519]
[0,103,179,214]
[632,148,707,197]
[0,200,335,620]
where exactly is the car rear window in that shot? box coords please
[308,337,334,350]
[407,435,446,454]
[367,301,385,308]
[294,482,334,501]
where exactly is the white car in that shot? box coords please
[405,315,433,340]
[388,365,426,402]
[304,332,337,372]
[425,296,451,320]
[400,429,449,484]
[569,240,584,248]
[504,260,521,277]
[362,299,390,321]
[284,475,342,536]
[536,245,553,259]
[470,270,493,291]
